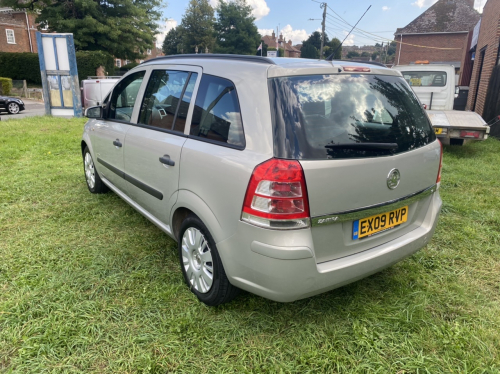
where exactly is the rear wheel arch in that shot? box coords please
[170,190,226,244]
[172,207,193,241]
[81,140,88,156]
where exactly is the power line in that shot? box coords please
[325,10,462,50]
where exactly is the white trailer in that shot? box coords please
[81,76,120,109]
[393,64,489,145]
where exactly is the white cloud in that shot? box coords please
[411,0,437,8]
[209,0,270,20]
[474,0,485,12]
[412,0,484,11]
[258,28,274,37]
[342,31,355,46]
[258,25,309,45]
[156,18,178,48]
[281,25,309,44]
[382,6,390,11]
[247,0,270,20]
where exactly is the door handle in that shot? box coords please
[159,154,175,166]
[113,139,122,148]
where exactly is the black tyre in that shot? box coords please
[7,102,20,114]
[178,215,240,306]
[83,146,109,194]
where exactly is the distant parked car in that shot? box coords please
[0,96,25,114]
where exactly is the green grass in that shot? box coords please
[1,116,499,373]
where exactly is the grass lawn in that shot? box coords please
[1,116,499,373]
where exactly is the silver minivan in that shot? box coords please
[82,55,442,306]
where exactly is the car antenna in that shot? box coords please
[326,5,371,61]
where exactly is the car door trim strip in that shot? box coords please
[97,157,164,200]
[311,184,436,227]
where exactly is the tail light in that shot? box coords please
[343,66,371,72]
[436,139,443,187]
[241,159,310,229]
[460,130,480,138]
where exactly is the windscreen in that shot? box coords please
[269,74,435,160]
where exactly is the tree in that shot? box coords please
[180,0,216,53]
[326,37,341,59]
[302,31,329,51]
[347,51,360,58]
[301,44,319,59]
[162,26,184,55]
[3,0,162,60]
[361,52,370,58]
[371,51,379,61]
[215,0,261,55]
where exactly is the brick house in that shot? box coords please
[464,0,500,117]
[0,8,38,53]
[261,31,301,58]
[114,48,164,69]
[394,0,480,74]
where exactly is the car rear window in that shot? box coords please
[269,74,435,160]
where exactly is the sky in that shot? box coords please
[156,0,486,48]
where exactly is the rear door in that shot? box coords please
[123,66,201,225]
[89,70,146,191]
[269,72,441,262]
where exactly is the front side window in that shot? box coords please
[108,71,145,122]
[190,75,245,148]
[402,71,447,87]
[139,70,197,133]
[6,29,15,44]
[269,74,435,160]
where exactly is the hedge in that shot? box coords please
[0,77,13,95]
[0,53,41,85]
[75,50,114,81]
[0,51,115,85]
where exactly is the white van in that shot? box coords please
[81,77,120,109]
[393,64,489,145]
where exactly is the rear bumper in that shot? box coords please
[217,191,442,302]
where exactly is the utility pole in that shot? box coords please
[320,2,327,59]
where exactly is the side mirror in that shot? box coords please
[85,106,103,119]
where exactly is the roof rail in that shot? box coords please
[145,54,277,65]
[331,59,387,68]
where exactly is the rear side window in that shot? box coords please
[108,71,145,122]
[402,71,447,87]
[190,75,245,148]
[138,70,197,132]
[269,74,435,160]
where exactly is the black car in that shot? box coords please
[0,96,25,114]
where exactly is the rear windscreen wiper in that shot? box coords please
[325,143,398,150]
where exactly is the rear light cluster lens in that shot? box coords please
[241,159,310,230]
[460,130,481,138]
[436,139,443,186]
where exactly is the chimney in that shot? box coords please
[272,30,275,38]
[466,0,475,8]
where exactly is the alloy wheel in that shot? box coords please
[84,152,96,189]
[8,103,19,114]
[181,227,214,293]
